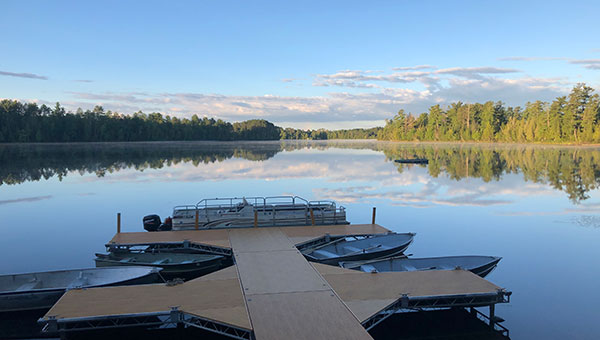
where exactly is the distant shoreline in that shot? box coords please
[2,139,600,148]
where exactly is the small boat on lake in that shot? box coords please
[395,158,429,164]
[301,233,415,265]
[340,255,502,278]
[146,196,348,231]
[94,252,225,279]
[0,267,160,312]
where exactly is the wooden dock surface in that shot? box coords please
[44,224,506,339]
[230,228,372,340]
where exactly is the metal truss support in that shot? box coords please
[40,310,253,340]
[182,313,253,340]
[40,312,172,333]
[361,289,511,331]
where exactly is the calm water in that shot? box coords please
[1,140,599,339]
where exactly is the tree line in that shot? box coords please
[0,100,380,143]
[0,101,282,142]
[379,83,600,144]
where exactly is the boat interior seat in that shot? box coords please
[402,264,418,271]
[152,259,170,264]
[360,264,379,273]
[312,250,338,259]
[343,246,362,253]
[15,281,42,291]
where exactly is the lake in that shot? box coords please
[1,140,599,339]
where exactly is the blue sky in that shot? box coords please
[1,0,599,129]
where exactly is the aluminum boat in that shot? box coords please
[0,266,160,312]
[301,232,415,265]
[95,252,225,279]
[340,255,502,278]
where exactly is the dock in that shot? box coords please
[40,224,510,339]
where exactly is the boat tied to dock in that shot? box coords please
[340,255,502,278]
[94,251,226,279]
[144,196,349,231]
[0,267,161,313]
[300,232,415,265]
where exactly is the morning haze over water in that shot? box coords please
[1,141,599,338]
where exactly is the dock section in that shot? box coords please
[41,224,510,339]
[230,227,371,340]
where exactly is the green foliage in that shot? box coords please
[0,102,282,142]
[379,83,600,144]
[280,127,381,140]
[0,101,382,142]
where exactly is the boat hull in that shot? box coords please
[341,256,502,278]
[0,269,161,313]
[94,253,225,280]
[307,241,412,265]
[302,233,415,266]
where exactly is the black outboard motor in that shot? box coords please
[143,214,161,232]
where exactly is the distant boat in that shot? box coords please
[0,267,161,312]
[340,255,502,278]
[301,233,415,265]
[95,252,225,279]
[395,158,429,164]
[154,196,348,231]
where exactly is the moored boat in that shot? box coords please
[94,252,225,279]
[0,266,161,312]
[146,196,348,231]
[395,158,429,164]
[301,232,415,265]
[340,255,502,278]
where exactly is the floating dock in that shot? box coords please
[40,224,510,339]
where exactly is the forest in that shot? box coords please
[1,83,599,143]
[0,100,380,142]
[379,84,600,144]
[0,100,281,142]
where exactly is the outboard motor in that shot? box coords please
[143,214,161,232]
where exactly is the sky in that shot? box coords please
[1,0,599,129]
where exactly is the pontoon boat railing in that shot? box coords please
[172,196,346,227]
[173,196,343,212]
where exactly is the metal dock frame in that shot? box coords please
[361,289,511,335]
[42,308,252,340]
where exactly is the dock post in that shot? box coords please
[372,207,376,224]
[489,304,495,329]
[195,209,199,230]
[117,213,121,233]
[254,210,258,228]
[310,208,315,225]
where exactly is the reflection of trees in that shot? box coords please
[0,142,283,186]
[1,141,599,203]
[378,143,600,203]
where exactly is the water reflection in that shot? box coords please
[1,141,599,203]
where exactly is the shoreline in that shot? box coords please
[1,139,600,148]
